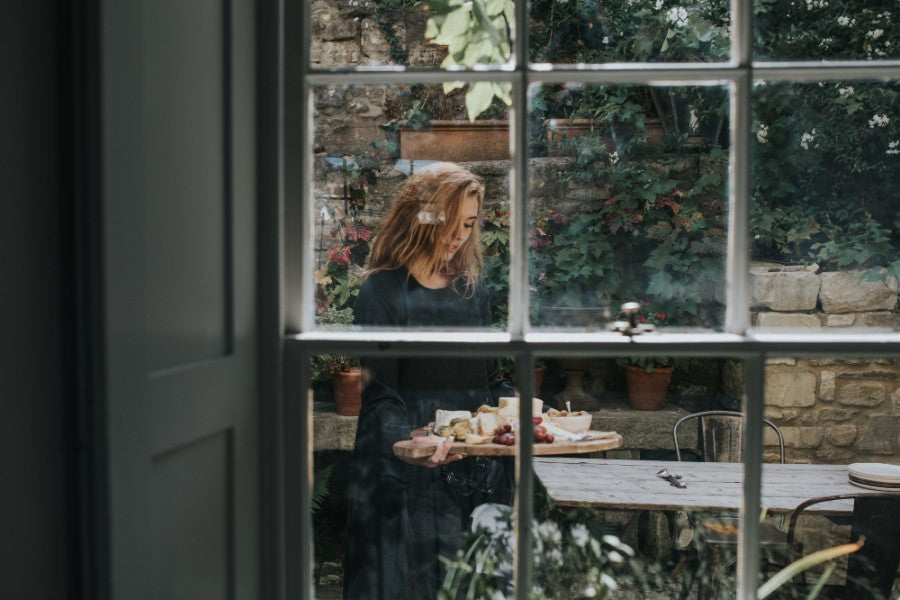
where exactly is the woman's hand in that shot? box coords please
[399,435,464,468]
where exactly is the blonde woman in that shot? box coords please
[343,163,515,600]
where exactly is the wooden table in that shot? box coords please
[534,458,881,515]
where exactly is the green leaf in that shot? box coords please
[466,81,495,121]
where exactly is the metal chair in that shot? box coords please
[673,411,788,600]
[783,492,900,600]
[673,410,785,464]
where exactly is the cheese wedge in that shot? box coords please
[540,420,585,443]
[434,409,473,430]
[498,397,543,418]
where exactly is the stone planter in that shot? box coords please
[399,120,509,162]
[332,369,362,416]
[624,364,674,411]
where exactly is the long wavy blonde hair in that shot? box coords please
[365,163,485,296]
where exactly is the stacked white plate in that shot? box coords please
[847,463,900,491]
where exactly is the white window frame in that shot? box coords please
[281,1,900,598]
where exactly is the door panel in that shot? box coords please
[102,0,257,598]
[150,431,232,600]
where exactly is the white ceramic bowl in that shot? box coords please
[549,414,593,433]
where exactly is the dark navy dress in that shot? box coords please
[342,268,515,600]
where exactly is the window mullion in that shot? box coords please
[511,3,533,599]
[739,355,765,600]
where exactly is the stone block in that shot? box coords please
[824,424,857,447]
[814,447,857,462]
[312,40,362,67]
[360,18,392,64]
[765,357,797,365]
[816,408,857,422]
[765,370,816,407]
[750,267,820,311]
[780,426,824,448]
[819,270,898,313]
[313,4,359,40]
[756,313,822,329]
[818,371,835,402]
[641,511,673,563]
[853,311,900,329]
[315,87,347,109]
[596,404,692,450]
[825,314,855,327]
[836,382,887,407]
[313,408,358,451]
[837,370,896,381]
[855,416,899,454]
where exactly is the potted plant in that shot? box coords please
[311,307,364,416]
[619,357,678,411]
[327,354,363,416]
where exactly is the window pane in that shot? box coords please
[759,355,899,600]
[755,2,899,61]
[311,1,515,69]
[529,353,743,598]
[311,353,522,598]
[529,0,731,64]
[751,80,899,332]
[528,83,730,331]
[312,83,511,331]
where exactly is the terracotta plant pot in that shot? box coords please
[332,369,362,416]
[623,364,674,411]
[399,120,509,162]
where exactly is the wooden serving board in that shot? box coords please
[393,431,623,459]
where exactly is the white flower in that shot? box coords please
[583,584,598,598]
[804,0,828,8]
[571,523,590,548]
[868,114,890,128]
[609,151,620,165]
[866,29,885,40]
[548,548,564,566]
[600,574,619,591]
[655,0,664,9]
[602,36,610,44]
[537,520,562,544]
[666,6,689,27]
[887,140,900,155]
[838,86,854,97]
[756,124,769,144]
[800,129,816,150]
[837,16,850,25]
[607,550,624,563]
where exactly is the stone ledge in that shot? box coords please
[313,401,697,452]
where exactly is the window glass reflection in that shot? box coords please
[528,83,730,331]
[751,81,899,331]
[313,84,511,331]
[312,354,521,598]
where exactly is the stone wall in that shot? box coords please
[722,357,899,465]
[750,262,898,329]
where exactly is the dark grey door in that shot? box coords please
[101,1,258,598]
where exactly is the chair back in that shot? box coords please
[672,410,785,463]
[786,492,900,600]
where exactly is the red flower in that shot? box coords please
[656,312,666,321]
[328,245,351,265]
[346,221,372,242]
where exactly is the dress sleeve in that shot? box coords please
[353,274,411,473]
[478,281,518,402]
